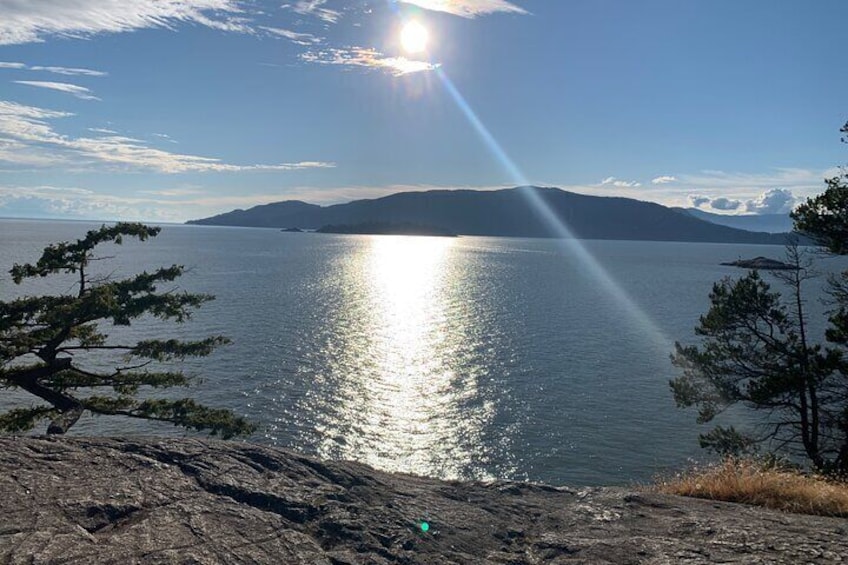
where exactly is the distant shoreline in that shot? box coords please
[315,221,457,237]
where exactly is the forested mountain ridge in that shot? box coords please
[188,187,792,244]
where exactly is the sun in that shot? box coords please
[400,21,429,54]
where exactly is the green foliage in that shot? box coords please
[671,264,847,471]
[0,222,256,438]
[674,121,848,473]
[791,122,848,254]
[0,407,57,433]
[698,426,756,457]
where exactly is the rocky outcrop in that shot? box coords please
[720,257,798,270]
[1,437,846,564]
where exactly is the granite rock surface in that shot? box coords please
[1,437,846,564]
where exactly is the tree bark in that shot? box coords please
[8,359,84,434]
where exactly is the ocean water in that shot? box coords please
[2,219,844,485]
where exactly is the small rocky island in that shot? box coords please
[721,256,798,270]
[1,437,846,564]
[316,221,457,237]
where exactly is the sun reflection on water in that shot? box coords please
[311,235,499,479]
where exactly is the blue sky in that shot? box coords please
[0,0,845,222]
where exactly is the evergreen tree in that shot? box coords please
[792,121,848,254]
[671,247,847,471]
[672,122,848,473]
[0,223,255,438]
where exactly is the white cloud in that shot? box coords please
[709,197,741,211]
[301,47,440,76]
[744,188,797,215]
[686,188,799,215]
[543,167,834,213]
[88,127,118,134]
[668,169,831,213]
[14,80,100,101]
[262,26,322,45]
[651,175,677,185]
[398,0,527,17]
[678,168,835,193]
[689,195,710,208]
[0,100,336,173]
[282,1,342,24]
[29,65,108,77]
[0,61,108,76]
[600,176,641,188]
[152,132,178,143]
[0,0,252,45]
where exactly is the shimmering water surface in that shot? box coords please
[2,219,844,485]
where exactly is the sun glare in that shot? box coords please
[400,21,429,54]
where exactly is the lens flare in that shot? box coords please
[401,21,429,54]
[434,67,671,357]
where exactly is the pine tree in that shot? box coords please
[0,223,255,438]
[670,247,846,470]
[672,121,848,472]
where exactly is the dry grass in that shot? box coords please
[654,458,848,517]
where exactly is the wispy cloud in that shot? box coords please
[651,175,677,185]
[0,183,511,222]
[545,167,834,213]
[398,0,528,18]
[282,1,342,24]
[261,26,323,45]
[0,100,335,173]
[0,185,185,221]
[601,176,641,188]
[88,127,118,134]
[152,132,178,144]
[1,61,108,77]
[0,0,253,45]
[677,168,837,193]
[30,65,107,77]
[301,47,439,76]
[14,80,100,101]
[138,188,205,196]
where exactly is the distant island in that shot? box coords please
[721,257,799,270]
[187,186,797,245]
[316,221,456,237]
[280,227,304,233]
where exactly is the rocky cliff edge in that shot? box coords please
[1,437,846,564]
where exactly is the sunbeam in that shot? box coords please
[435,67,672,356]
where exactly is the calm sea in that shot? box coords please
[2,219,844,485]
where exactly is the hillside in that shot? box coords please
[188,187,791,245]
[674,208,795,234]
[2,437,846,564]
